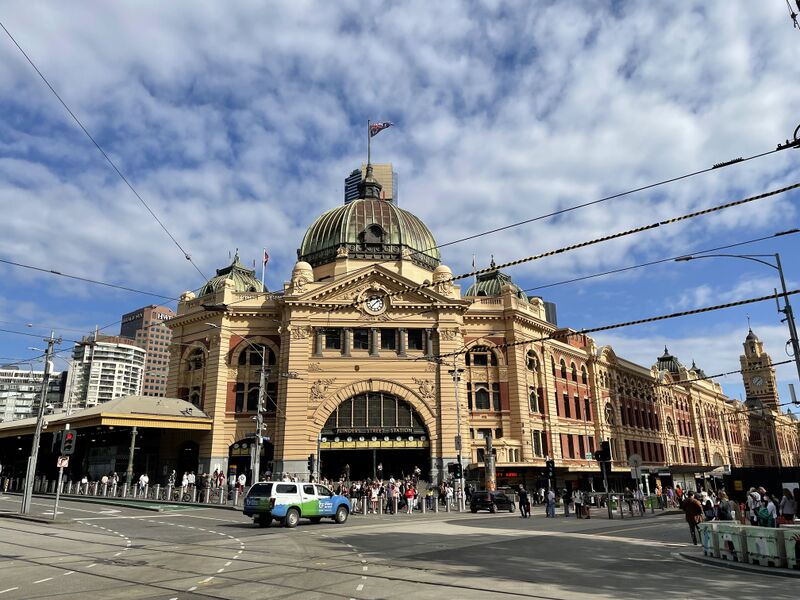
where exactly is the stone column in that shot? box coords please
[369,328,380,357]
[342,328,352,357]
[424,328,434,357]
[313,329,323,357]
[397,328,407,357]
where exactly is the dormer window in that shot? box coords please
[359,224,385,250]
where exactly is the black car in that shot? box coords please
[470,490,516,513]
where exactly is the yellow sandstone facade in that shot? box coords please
[165,165,800,487]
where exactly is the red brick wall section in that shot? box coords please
[499,381,510,411]
[225,381,237,413]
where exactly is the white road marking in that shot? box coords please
[217,568,225,573]
[86,563,97,568]
[362,566,368,571]
[63,571,74,575]
[188,586,197,591]
[200,576,214,583]
[0,588,19,594]
[224,561,232,566]
[356,584,364,591]
[33,578,53,584]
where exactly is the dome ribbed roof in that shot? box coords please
[656,346,682,374]
[297,198,440,270]
[199,252,265,297]
[464,259,528,301]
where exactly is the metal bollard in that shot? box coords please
[67,481,73,495]
[393,496,398,515]
[204,487,210,504]
[233,488,239,506]
[219,488,225,505]
[122,483,128,498]
[434,497,439,513]
[650,496,655,514]
[111,482,117,497]
[446,498,451,512]
[422,496,426,514]
[102,483,108,496]
[166,484,173,501]
[363,498,368,515]
[379,498,383,515]
[618,496,624,520]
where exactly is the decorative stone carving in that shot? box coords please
[290,261,314,294]
[412,377,435,399]
[308,362,323,372]
[289,325,312,340]
[336,245,349,258]
[310,378,336,400]
[432,264,454,296]
[437,327,460,342]
[180,290,196,302]
[426,362,437,373]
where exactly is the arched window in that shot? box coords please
[474,386,491,410]
[605,402,615,425]
[581,366,588,385]
[666,417,674,434]
[551,357,557,376]
[186,348,204,371]
[359,224,385,250]
[560,359,567,379]
[238,343,277,367]
[571,363,578,382]
[526,350,539,372]
[188,389,201,407]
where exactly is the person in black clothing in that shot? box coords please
[518,484,531,518]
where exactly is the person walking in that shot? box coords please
[682,491,704,545]
[746,487,762,525]
[572,488,584,519]
[518,485,531,518]
[779,488,796,524]
[405,484,416,514]
[716,492,734,521]
[546,488,556,518]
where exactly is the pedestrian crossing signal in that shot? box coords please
[60,431,77,456]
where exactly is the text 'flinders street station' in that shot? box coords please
[166,165,799,488]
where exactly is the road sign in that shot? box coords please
[627,453,642,468]
[57,456,69,468]
[630,466,641,480]
[585,452,593,460]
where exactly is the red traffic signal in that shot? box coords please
[60,431,77,455]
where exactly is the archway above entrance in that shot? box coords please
[319,392,429,481]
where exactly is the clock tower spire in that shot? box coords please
[740,328,779,410]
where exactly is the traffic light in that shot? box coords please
[307,454,315,474]
[545,459,555,479]
[593,440,612,462]
[453,463,463,479]
[60,431,77,456]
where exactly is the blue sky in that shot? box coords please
[1,1,799,408]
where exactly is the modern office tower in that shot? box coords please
[120,305,175,397]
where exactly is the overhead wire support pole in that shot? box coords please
[20,331,60,515]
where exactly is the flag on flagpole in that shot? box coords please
[369,121,393,137]
[261,248,269,288]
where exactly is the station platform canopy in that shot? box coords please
[0,396,212,438]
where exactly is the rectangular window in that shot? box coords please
[471,352,488,366]
[588,437,595,452]
[495,428,503,439]
[578,436,585,458]
[474,385,491,410]
[584,398,591,421]
[477,428,492,439]
[563,393,571,419]
[235,383,245,413]
[555,391,561,416]
[567,435,575,458]
[574,395,581,420]
[407,329,424,350]
[353,328,370,350]
[380,329,396,350]
[492,383,501,411]
[324,328,342,350]
[532,431,543,457]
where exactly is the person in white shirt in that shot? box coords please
[572,489,584,519]
[546,488,556,517]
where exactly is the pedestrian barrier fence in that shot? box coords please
[716,522,748,563]
[745,526,787,567]
[783,525,800,569]
[697,523,718,558]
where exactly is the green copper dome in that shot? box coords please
[199,252,265,296]
[297,195,441,270]
[464,259,528,301]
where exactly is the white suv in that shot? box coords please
[243,481,351,528]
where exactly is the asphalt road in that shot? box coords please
[0,495,796,599]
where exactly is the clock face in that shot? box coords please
[751,376,764,386]
[365,296,385,313]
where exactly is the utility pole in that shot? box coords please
[449,359,466,511]
[20,331,60,515]
[774,254,800,401]
[253,366,268,484]
[126,426,138,484]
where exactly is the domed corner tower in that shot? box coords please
[198,251,266,297]
[464,258,529,301]
[296,164,441,283]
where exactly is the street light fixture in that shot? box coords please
[675,248,800,404]
[204,323,270,484]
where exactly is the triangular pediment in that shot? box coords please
[290,265,466,309]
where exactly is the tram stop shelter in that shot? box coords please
[0,396,212,484]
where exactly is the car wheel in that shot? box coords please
[509,503,515,513]
[309,517,322,524]
[257,515,271,528]
[490,504,497,514]
[284,508,300,528]
[334,505,349,524]
[470,507,478,513]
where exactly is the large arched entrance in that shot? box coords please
[319,392,430,481]
[228,438,274,483]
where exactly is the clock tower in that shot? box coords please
[740,328,779,410]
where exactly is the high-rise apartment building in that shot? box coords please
[344,163,398,204]
[66,335,146,412]
[120,305,175,396]
[0,366,66,421]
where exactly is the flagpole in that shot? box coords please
[261,248,266,289]
[367,119,371,166]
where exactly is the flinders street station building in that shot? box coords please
[163,163,800,490]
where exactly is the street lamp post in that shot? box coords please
[675,250,800,402]
[205,323,269,484]
[448,357,466,512]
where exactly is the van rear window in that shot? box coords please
[276,484,297,494]
[248,483,272,498]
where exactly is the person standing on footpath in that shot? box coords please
[682,491,704,545]
[779,489,796,524]
[518,484,531,518]
[546,488,556,518]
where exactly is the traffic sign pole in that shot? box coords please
[52,425,69,520]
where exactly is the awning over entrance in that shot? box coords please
[0,395,212,438]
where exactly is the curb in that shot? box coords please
[6,492,241,513]
[0,511,66,524]
[677,551,800,578]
